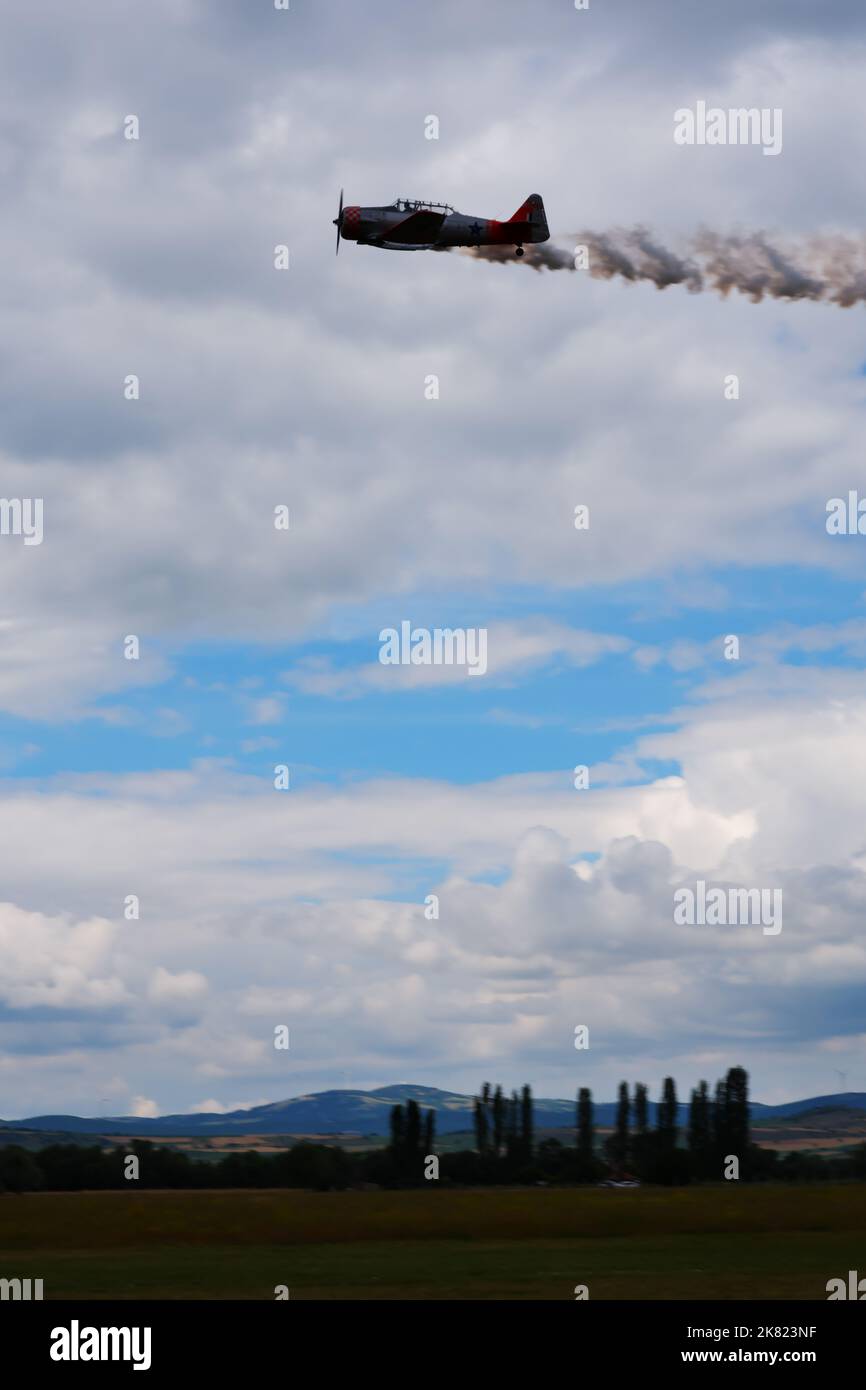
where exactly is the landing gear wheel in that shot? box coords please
[515,246,525,258]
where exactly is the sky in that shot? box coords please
[2,0,866,1118]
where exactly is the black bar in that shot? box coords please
[5,1299,860,1375]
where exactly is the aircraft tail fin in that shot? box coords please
[507,193,549,242]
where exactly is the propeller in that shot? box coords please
[333,188,344,256]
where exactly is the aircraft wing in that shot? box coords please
[379,208,447,244]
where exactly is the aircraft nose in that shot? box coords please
[339,206,362,240]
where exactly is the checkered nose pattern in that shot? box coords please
[341,206,361,239]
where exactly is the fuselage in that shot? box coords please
[339,197,549,252]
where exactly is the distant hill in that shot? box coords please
[0,1085,568,1138]
[751,1105,866,1156]
[751,1092,866,1118]
[3,1085,866,1139]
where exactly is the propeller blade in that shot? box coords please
[335,188,344,256]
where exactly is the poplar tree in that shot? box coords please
[634,1083,649,1135]
[725,1066,749,1156]
[577,1087,594,1160]
[688,1081,712,1177]
[521,1084,534,1160]
[505,1089,520,1160]
[713,1077,729,1155]
[614,1081,630,1167]
[492,1085,505,1157]
[405,1099,422,1164]
[658,1077,678,1151]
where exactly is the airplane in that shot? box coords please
[333,191,549,258]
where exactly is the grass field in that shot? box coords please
[2,1184,863,1299]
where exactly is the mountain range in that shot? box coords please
[3,1084,866,1137]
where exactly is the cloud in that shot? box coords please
[130,1095,160,1119]
[282,621,631,696]
[245,696,286,725]
[0,904,129,1011]
[189,1096,269,1115]
[147,967,208,1006]
[1,668,865,1111]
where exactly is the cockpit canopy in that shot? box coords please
[392,197,454,214]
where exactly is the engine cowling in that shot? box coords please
[341,206,362,240]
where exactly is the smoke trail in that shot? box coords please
[452,241,577,272]
[456,228,866,306]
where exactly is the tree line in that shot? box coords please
[577,1066,753,1184]
[2,1067,865,1190]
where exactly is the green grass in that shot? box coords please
[2,1184,863,1299]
